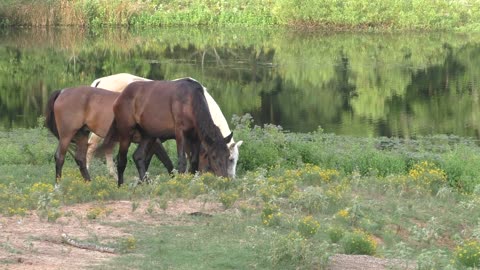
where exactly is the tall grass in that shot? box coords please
[1,0,480,31]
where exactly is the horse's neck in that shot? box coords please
[203,90,233,143]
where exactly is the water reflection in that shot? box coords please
[0,27,479,138]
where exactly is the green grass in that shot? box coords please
[3,116,480,268]
[1,0,480,31]
[102,215,274,270]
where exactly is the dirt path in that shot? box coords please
[0,199,223,270]
[0,200,415,270]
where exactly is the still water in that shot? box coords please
[1,27,480,138]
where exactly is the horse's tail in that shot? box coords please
[44,90,62,139]
[95,119,118,158]
[91,78,101,87]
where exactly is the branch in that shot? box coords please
[61,233,116,254]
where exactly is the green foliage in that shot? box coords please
[341,229,377,255]
[4,123,480,268]
[274,0,480,31]
[219,190,239,209]
[0,127,55,165]
[261,203,281,227]
[454,240,480,268]
[268,231,314,267]
[1,0,480,30]
[297,215,320,238]
[327,226,345,243]
[290,186,328,214]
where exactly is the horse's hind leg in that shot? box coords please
[87,134,117,177]
[105,145,117,178]
[117,138,131,187]
[133,138,155,182]
[74,132,91,181]
[86,134,101,169]
[55,136,73,184]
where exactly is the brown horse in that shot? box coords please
[103,78,230,186]
[88,73,242,178]
[44,86,173,184]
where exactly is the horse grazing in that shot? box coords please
[44,86,173,184]
[104,78,230,186]
[86,73,152,175]
[89,73,242,178]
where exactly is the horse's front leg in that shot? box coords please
[188,140,200,174]
[133,137,154,182]
[146,139,174,174]
[175,130,188,173]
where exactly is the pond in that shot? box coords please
[1,27,480,138]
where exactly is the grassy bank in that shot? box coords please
[2,115,480,268]
[1,0,480,31]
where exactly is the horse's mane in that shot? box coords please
[186,79,225,147]
[44,90,62,139]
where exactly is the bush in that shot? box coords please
[341,229,377,255]
[261,203,282,227]
[297,215,320,238]
[454,240,480,268]
[269,231,313,267]
[327,226,345,243]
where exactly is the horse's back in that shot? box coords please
[55,86,119,137]
[114,79,205,139]
[92,73,151,92]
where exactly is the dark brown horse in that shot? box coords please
[103,78,230,186]
[44,86,173,184]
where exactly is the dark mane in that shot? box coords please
[187,80,224,146]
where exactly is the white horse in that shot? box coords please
[87,73,242,178]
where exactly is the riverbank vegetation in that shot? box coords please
[1,0,480,31]
[2,115,480,268]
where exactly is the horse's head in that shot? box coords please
[199,133,243,178]
[198,147,210,172]
[227,140,243,178]
[206,140,230,178]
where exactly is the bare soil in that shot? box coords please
[0,200,415,270]
[0,199,223,270]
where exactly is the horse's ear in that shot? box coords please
[224,132,233,144]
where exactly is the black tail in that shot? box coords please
[44,90,62,139]
[95,119,118,158]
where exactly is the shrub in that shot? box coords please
[290,186,327,214]
[454,240,480,268]
[261,203,282,227]
[219,190,239,209]
[408,161,447,193]
[341,229,377,255]
[297,215,320,238]
[269,231,313,267]
[327,226,345,243]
